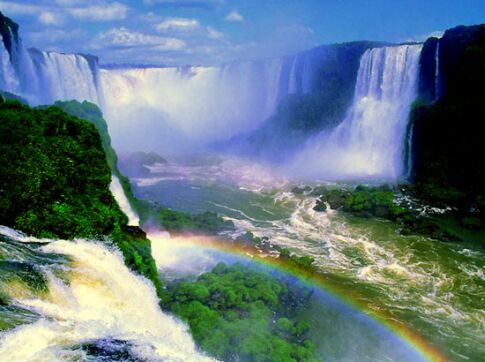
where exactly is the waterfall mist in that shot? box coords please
[289,44,422,181]
[0,22,424,182]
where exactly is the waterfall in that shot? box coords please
[29,50,101,105]
[110,175,140,226]
[0,24,101,106]
[434,41,441,100]
[0,226,213,361]
[292,44,423,181]
[0,39,18,92]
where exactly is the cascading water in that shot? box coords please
[0,226,213,361]
[99,54,320,153]
[0,22,101,105]
[434,41,441,100]
[28,50,101,105]
[0,39,18,92]
[292,44,422,181]
[109,175,140,226]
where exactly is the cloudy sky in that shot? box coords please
[1,0,484,65]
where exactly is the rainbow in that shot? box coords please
[149,231,448,362]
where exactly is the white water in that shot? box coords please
[0,37,20,93]
[99,54,319,153]
[109,174,140,226]
[29,51,101,105]
[0,22,100,105]
[2,22,424,181]
[0,227,214,362]
[435,42,441,100]
[292,44,422,181]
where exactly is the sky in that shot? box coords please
[0,0,484,66]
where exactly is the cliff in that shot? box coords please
[0,11,18,57]
[0,99,161,292]
[219,41,388,161]
[411,24,485,212]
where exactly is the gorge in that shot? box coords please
[1,9,484,362]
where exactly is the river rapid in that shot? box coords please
[130,155,485,362]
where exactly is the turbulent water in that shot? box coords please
[0,227,213,362]
[292,44,422,181]
[109,175,139,226]
[130,155,485,362]
[3,19,484,361]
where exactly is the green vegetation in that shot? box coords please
[310,184,485,244]
[311,185,404,220]
[0,91,27,104]
[135,198,234,235]
[0,100,125,239]
[278,248,317,274]
[0,100,162,292]
[51,101,138,210]
[163,263,320,362]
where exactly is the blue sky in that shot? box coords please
[1,0,484,65]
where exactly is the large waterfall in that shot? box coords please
[0,26,100,105]
[0,22,325,153]
[292,44,422,181]
[1,20,423,180]
[99,51,323,153]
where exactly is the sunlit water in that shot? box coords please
[131,155,485,361]
[0,227,214,362]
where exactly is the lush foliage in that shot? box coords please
[311,185,403,219]
[135,198,234,235]
[0,100,162,290]
[164,263,319,362]
[0,100,126,239]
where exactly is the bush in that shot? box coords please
[163,263,319,362]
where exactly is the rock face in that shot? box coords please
[411,24,485,212]
[218,41,387,162]
[0,12,18,56]
[417,37,440,103]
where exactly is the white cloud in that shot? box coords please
[0,1,39,15]
[225,10,243,23]
[155,17,224,41]
[207,27,223,39]
[38,11,63,26]
[92,27,186,50]
[67,2,128,21]
[155,17,199,32]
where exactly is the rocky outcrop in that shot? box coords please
[411,24,485,224]
[0,12,18,57]
[217,41,388,162]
